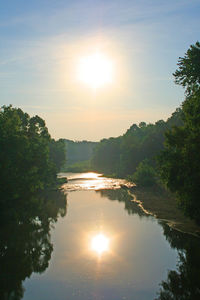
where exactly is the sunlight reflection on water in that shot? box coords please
[58,172,134,191]
[91,233,110,255]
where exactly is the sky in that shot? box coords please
[0,0,200,141]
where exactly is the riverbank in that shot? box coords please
[130,185,200,236]
[51,177,68,190]
[59,171,200,236]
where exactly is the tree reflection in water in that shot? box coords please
[155,222,200,300]
[96,188,148,217]
[97,189,200,300]
[3,186,199,300]
[0,190,67,300]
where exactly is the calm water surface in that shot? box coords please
[21,173,200,300]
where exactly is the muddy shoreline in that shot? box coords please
[129,186,200,237]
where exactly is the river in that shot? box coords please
[20,172,200,300]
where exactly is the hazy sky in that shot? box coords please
[0,0,199,141]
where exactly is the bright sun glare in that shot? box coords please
[91,233,109,255]
[77,52,114,89]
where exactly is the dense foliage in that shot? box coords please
[158,41,200,223]
[0,105,65,200]
[91,109,182,178]
[128,159,157,187]
[62,139,97,171]
[0,105,67,299]
[49,138,66,173]
[91,42,200,222]
[173,41,200,96]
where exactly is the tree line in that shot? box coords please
[0,106,67,299]
[91,108,182,179]
[61,139,97,172]
[158,41,200,223]
[1,41,199,224]
[91,41,200,223]
[0,105,66,202]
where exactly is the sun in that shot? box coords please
[91,233,109,255]
[77,52,114,89]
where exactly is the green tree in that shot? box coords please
[129,159,157,187]
[91,109,182,178]
[91,137,121,175]
[49,139,66,173]
[158,42,200,223]
[173,41,200,95]
[0,105,65,200]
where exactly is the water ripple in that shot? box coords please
[58,172,134,192]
